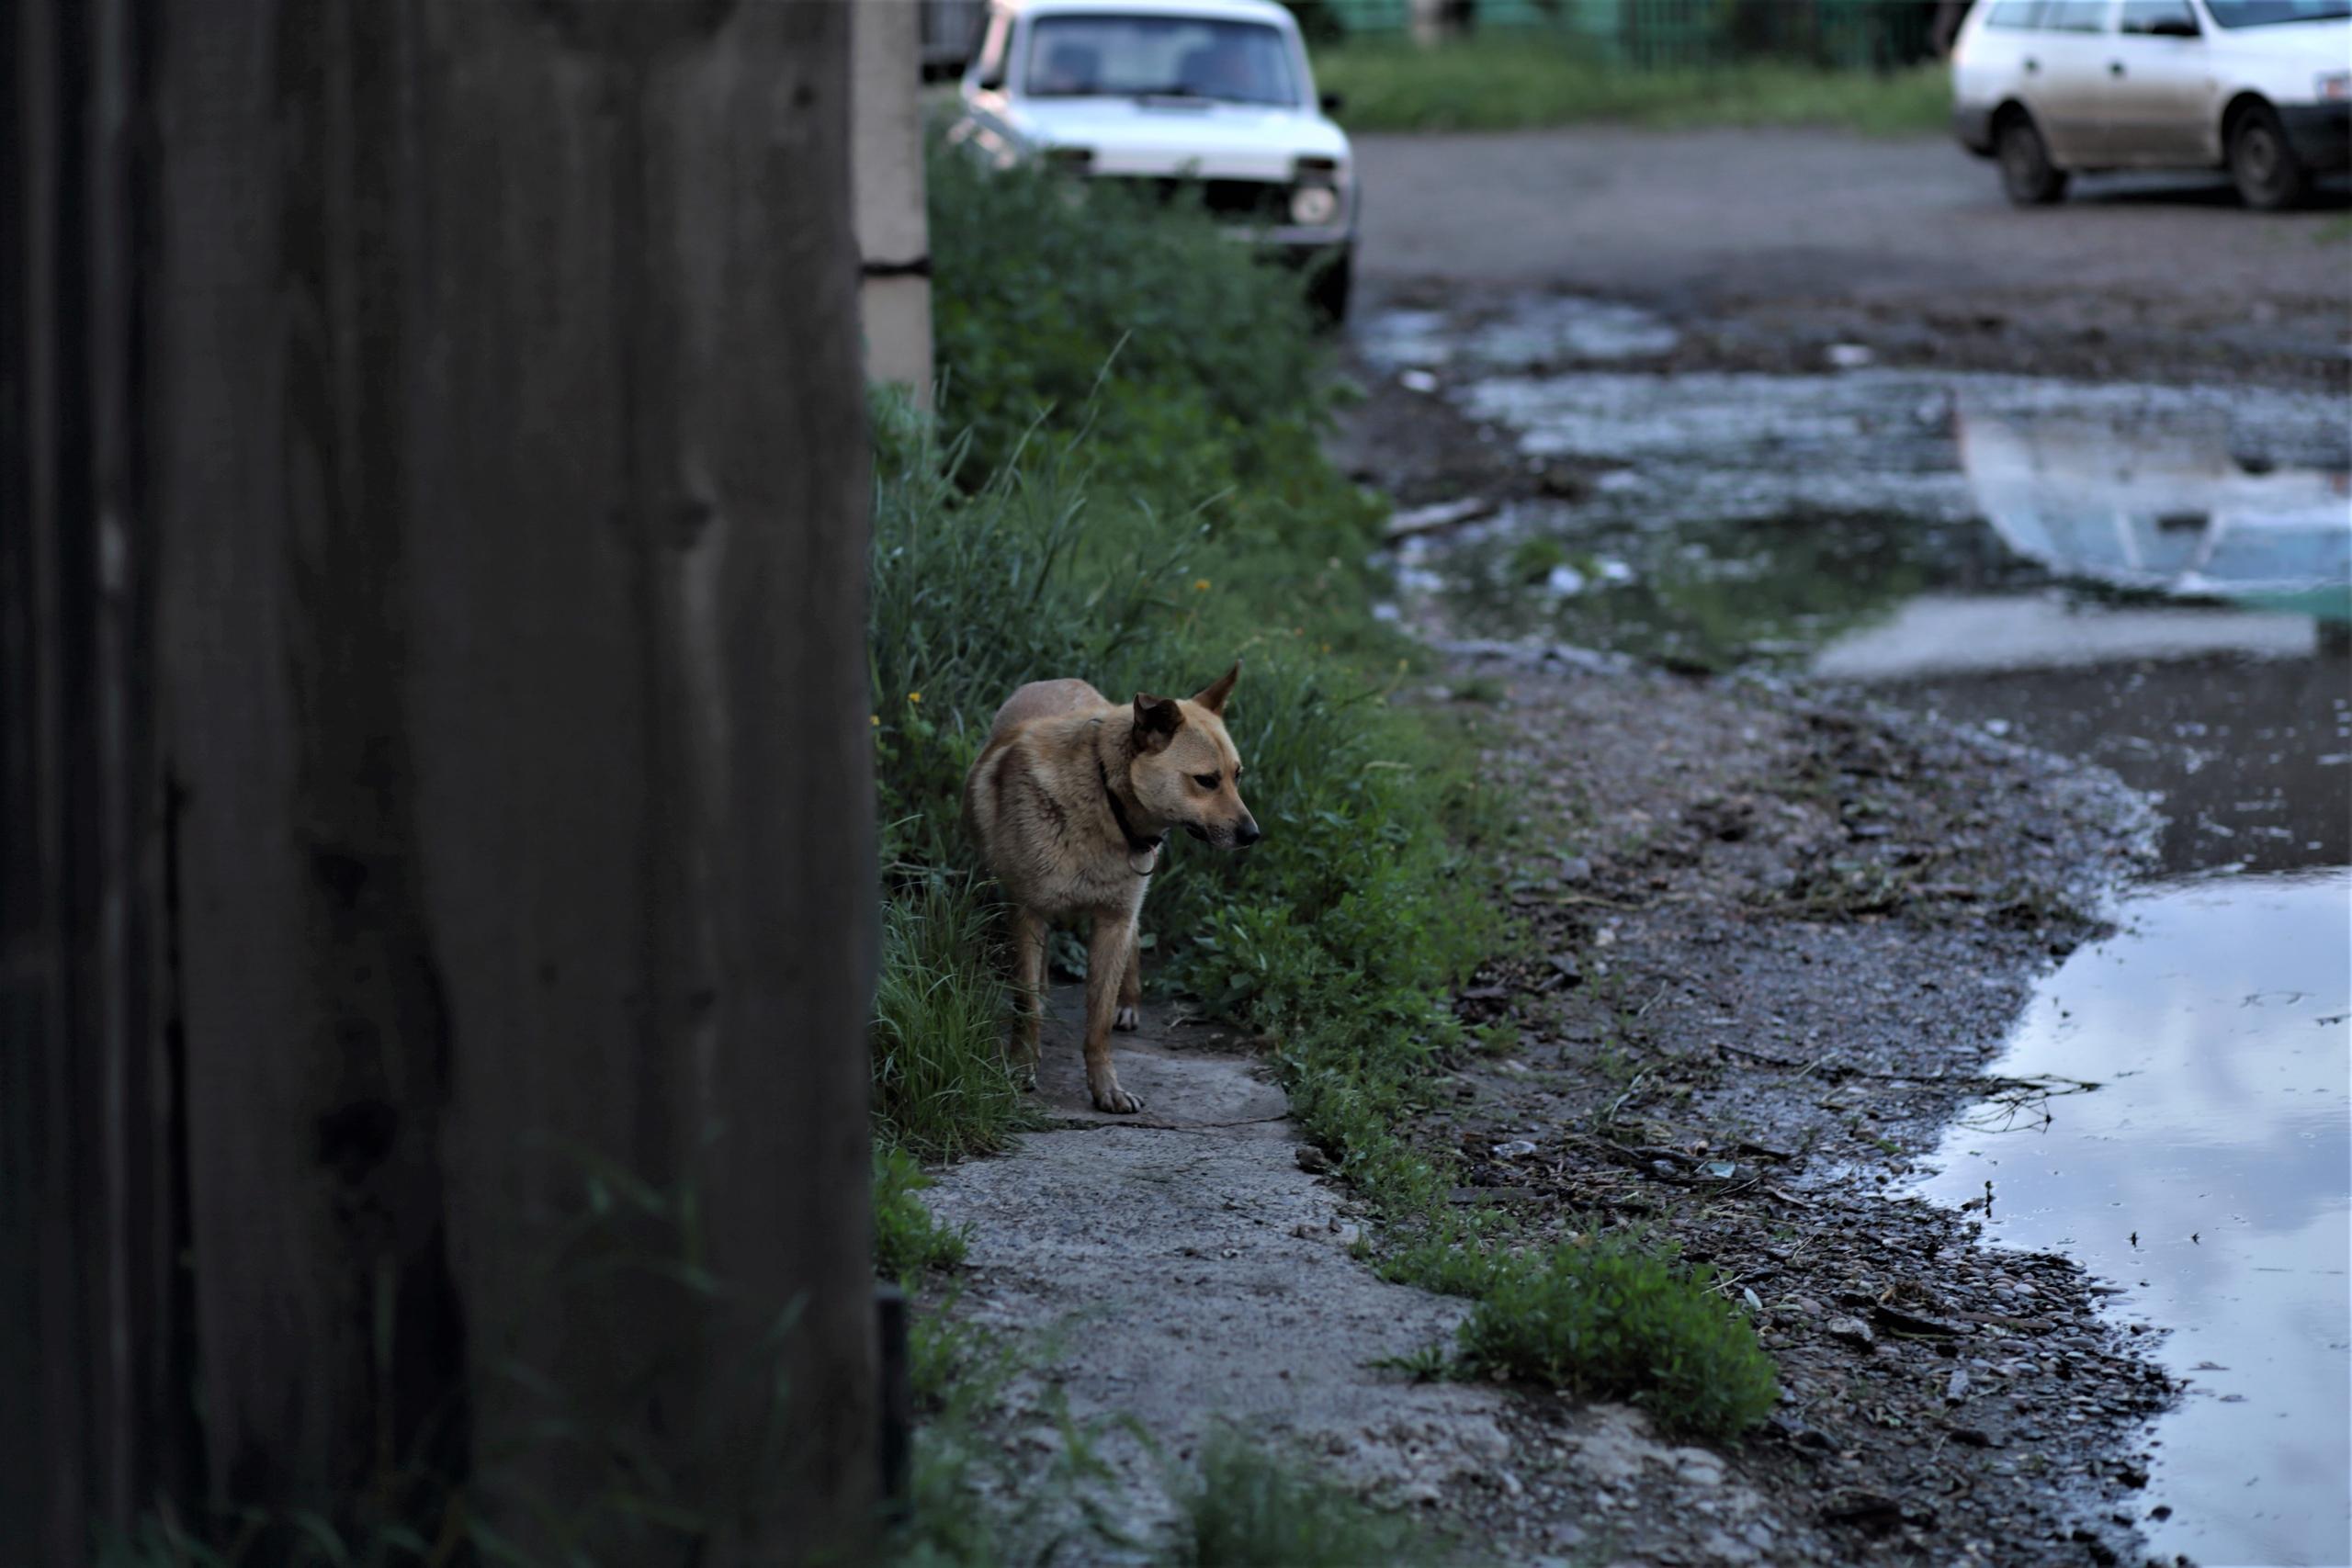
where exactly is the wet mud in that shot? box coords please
[1339,279,2349,1564]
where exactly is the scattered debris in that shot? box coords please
[1384,495,1499,540]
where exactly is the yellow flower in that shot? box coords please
[870,714,880,727]
[907,691,922,705]
[1193,579,1212,593]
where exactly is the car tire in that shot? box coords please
[1307,245,1353,326]
[2228,103,2310,211]
[1996,115,2069,207]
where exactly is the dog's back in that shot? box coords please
[982,678,1107,747]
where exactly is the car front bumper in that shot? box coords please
[2278,101,2351,172]
[1952,103,1997,157]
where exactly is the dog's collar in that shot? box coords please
[1098,761,1165,866]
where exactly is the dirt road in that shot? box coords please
[1353,128,2351,385]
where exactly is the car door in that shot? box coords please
[2102,0,2221,164]
[2021,0,2119,164]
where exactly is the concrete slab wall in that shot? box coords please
[854,1,935,407]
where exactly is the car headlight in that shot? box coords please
[2318,71,2349,102]
[1289,183,1340,227]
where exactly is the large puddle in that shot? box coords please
[1917,872,2350,1568]
[1371,302,2352,1564]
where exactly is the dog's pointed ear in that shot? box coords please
[1193,661,1239,716]
[1132,693,1184,753]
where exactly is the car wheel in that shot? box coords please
[1996,115,2069,207]
[2228,103,2309,211]
[1307,245,1353,327]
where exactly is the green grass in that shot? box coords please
[1314,38,1951,136]
[1453,1239,1779,1440]
[1172,1428,1439,1567]
[873,877,1031,1163]
[875,1144,970,1281]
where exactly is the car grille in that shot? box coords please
[1101,175,1290,226]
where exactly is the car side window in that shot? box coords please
[2041,0,2112,29]
[2118,0,2198,30]
[1984,0,2049,27]
[972,9,1010,90]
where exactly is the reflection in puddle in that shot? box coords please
[1815,594,2321,678]
[1871,639,2352,875]
[1396,367,2348,672]
[1360,294,1680,373]
[1962,412,2352,611]
[1368,310,2352,1561]
[1917,874,2352,1568]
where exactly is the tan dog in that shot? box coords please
[963,663,1261,1113]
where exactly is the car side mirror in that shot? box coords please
[1320,91,1345,114]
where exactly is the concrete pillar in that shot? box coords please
[854,1,935,408]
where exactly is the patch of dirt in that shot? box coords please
[1394,648,2179,1567]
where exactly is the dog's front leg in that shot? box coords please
[1114,926,1142,1032]
[1082,911,1144,1113]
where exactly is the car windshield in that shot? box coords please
[1023,15,1299,105]
[2203,0,2349,24]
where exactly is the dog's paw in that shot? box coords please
[1114,1005,1141,1032]
[1090,1082,1145,1115]
[1019,1066,1039,1092]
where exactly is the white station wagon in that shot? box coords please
[1952,0,2351,209]
[948,0,1360,318]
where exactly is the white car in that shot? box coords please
[1951,0,2351,209]
[947,0,1359,318]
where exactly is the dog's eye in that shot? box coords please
[1193,773,1220,790]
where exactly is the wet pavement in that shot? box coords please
[1359,295,2352,1566]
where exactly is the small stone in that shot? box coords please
[1945,1368,1971,1403]
[1697,1528,1758,1563]
[1671,1446,1726,1486]
[1826,1314,1876,1349]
